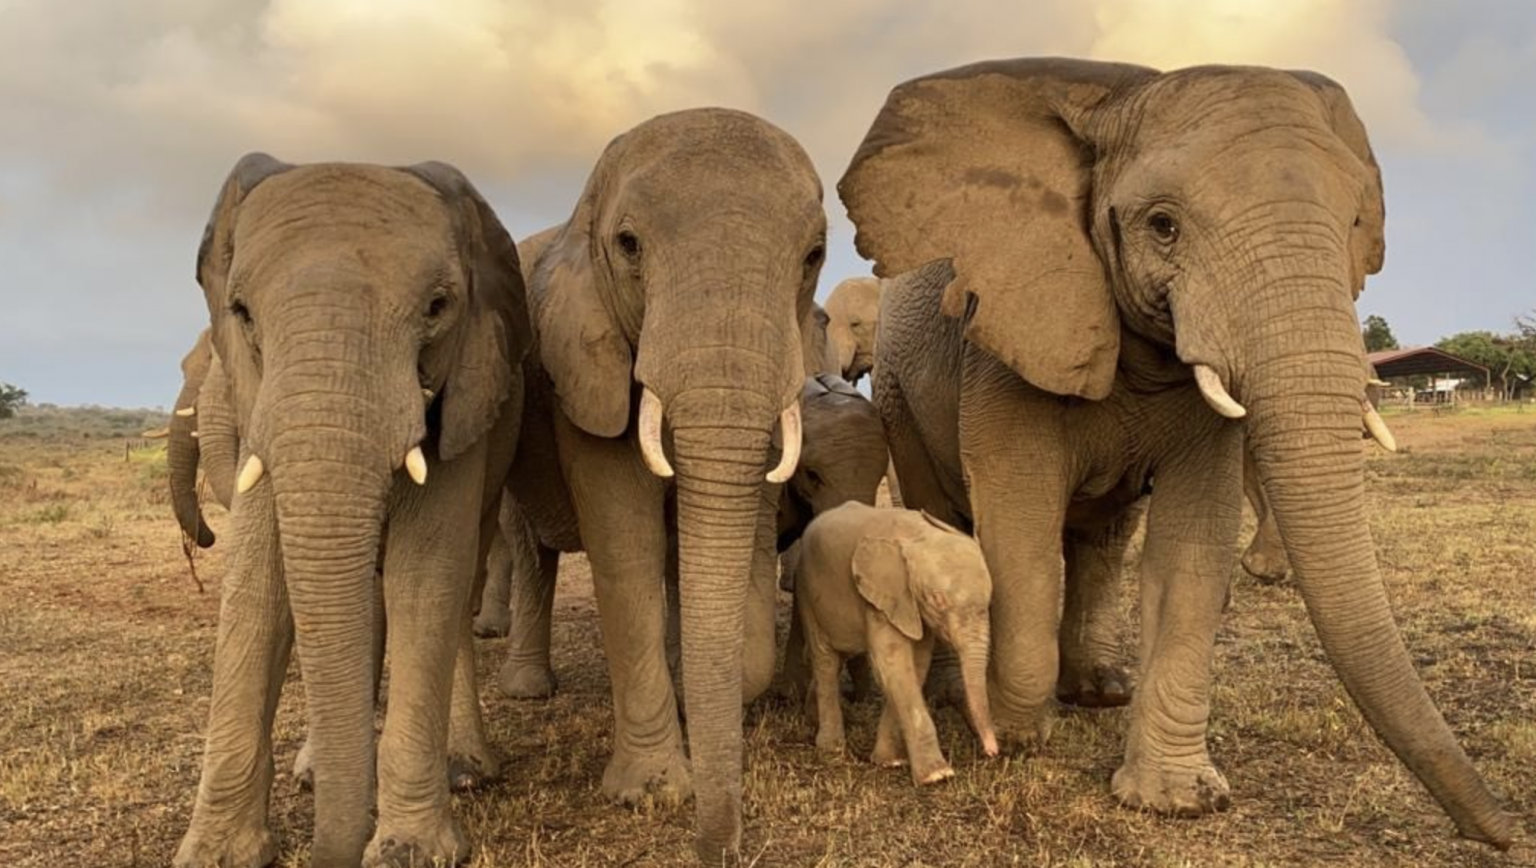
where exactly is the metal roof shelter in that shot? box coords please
[1367,347,1490,387]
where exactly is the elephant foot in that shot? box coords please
[497,658,557,700]
[1112,757,1231,817]
[364,816,469,868]
[173,817,277,868]
[1056,663,1134,708]
[601,747,692,807]
[448,744,503,792]
[472,607,511,639]
[912,761,954,787]
[991,701,1053,753]
[291,739,314,791]
[815,729,846,757]
[1241,546,1289,585]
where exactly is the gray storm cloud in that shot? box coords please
[0,0,1530,405]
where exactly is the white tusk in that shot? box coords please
[175,406,196,417]
[422,388,435,402]
[190,430,200,439]
[1362,404,1397,453]
[766,401,802,484]
[404,445,428,485]
[236,455,265,494]
[1193,365,1247,419]
[638,388,675,479]
[1367,378,1390,388]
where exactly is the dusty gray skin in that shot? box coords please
[823,277,882,384]
[844,58,1510,847]
[482,108,825,863]
[799,502,998,786]
[172,154,532,868]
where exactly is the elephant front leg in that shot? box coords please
[365,448,493,868]
[176,485,291,868]
[868,631,949,785]
[1112,429,1242,817]
[1057,503,1143,709]
[448,614,502,792]
[472,524,513,638]
[563,427,691,807]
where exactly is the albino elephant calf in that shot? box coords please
[798,502,999,785]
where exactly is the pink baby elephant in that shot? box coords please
[797,501,999,784]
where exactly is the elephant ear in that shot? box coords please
[1287,71,1386,300]
[527,194,634,438]
[852,536,923,642]
[403,162,534,461]
[840,59,1155,400]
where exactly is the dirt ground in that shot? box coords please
[1,404,1533,867]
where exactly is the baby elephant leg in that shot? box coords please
[869,627,950,785]
[801,604,847,755]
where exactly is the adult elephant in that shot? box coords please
[174,155,532,868]
[824,277,881,384]
[490,109,825,863]
[841,59,1511,846]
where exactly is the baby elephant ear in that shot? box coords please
[853,537,923,642]
[840,58,1154,400]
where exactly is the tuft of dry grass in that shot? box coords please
[0,407,1532,866]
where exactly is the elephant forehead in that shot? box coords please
[238,164,453,247]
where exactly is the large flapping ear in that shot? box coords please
[402,162,533,461]
[1287,71,1386,300]
[526,177,634,438]
[840,59,1155,400]
[852,536,923,642]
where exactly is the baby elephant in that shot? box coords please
[799,502,999,784]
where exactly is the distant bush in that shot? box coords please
[0,405,170,440]
[0,383,25,419]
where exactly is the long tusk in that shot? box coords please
[766,401,802,484]
[236,454,264,494]
[1362,403,1397,453]
[175,406,196,417]
[404,445,428,485]
[1367,378,1390,388]
[1193,364,1247,419]
[638,388,675,479]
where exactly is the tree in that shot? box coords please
[1361,314,1399,352]
[1436,331,1536,400]
[0,383,26,419]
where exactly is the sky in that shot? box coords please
[0,0,1531,407]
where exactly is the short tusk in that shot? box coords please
[236,454,265,494]
[1193,364,1247,419]
[638,388,674,479]
[174,406,196,417]
[190,430,200,439]
[1367,378,1390,388]
[421,387,435,403]
[1363,403,1397,453]
[766,401,802,484]
[404,445,428,485]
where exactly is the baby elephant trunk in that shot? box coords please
[956,625,999,757]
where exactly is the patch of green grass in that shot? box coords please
[17,502,71,524]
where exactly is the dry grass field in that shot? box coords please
[1,404,1533,866]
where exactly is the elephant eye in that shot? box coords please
[1147,211,1179,245]
[426,292,451,319]
[616,230,642,260]
[805,468,823,488]
[230,299,253,327]
[803,244,825,271]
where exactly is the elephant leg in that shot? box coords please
[498,541,560,700]
[1240,445,1289,583]
[364,449,491,868]
[779,590,811,705]
[742,484,781,704]
[803,605,846,756]
[472,520,513,638]
[448,507,504,792]
[879,382,966,527]
[1057,503,1142,708]
[175,484,290,868]
[872,637,932,768]
[563,430,690,807]
[869,631,949,785]
[960,372,1071,748]
[1112,425,1242,818]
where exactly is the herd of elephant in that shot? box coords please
[160,57,1515,868]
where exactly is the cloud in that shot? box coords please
[0,0,1526,404]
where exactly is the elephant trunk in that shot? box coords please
[669,391,777,864]
[955,626,998,757]
[1243,295,1513,848]
[197,357,240,510]
[168,375,214,548]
